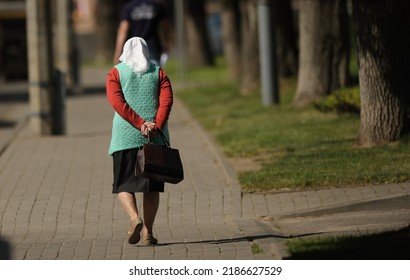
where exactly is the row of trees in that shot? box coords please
[94,0,410,147]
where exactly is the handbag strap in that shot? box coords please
[148,128,170,148]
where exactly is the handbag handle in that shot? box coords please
[147,128,170,148]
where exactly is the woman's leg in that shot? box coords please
[118,192,143,244]
[117,192,140,221]
[142,191,159,236]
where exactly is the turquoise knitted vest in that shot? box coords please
[109,62,169,155]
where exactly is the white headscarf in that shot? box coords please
[119,37,151,75]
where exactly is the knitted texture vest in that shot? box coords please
[109,62,169,155]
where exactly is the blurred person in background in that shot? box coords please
[113,0,171,66]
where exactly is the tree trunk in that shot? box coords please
[352,0,410,146]
[94,0,122,64]
[275,0,298,77]
[221,0,241,79]
[239,0,259,95]
[293,0,350,107]
[185,0,214,67]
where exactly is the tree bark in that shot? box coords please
[352,0,410,146]
[94,0,122,64]
[239,0,260,95]
[185,0,214,67]
[275,0,298,77]
[221,0,241,79]
[293,0,350,107]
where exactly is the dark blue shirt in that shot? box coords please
[120,0,167,59]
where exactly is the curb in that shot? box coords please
[272,192,410,220]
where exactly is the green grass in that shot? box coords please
[170,59,410,192]
[284,227,410,259]
[250,242,264,255]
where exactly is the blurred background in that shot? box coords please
[0,0,228,79]
[0,0,353,98]
[0,0,408,148]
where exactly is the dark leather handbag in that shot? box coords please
[135,129,184,184]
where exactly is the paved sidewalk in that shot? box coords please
[0,66,409,260]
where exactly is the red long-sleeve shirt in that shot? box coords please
[106,67,173,130]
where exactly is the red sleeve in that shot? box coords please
[106,67,145,129]
[155,68,173,129]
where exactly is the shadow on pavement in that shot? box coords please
[0,237,10,260]
[78,86,106,95]
[284,225,410,260]
[135,234,285,247]
[0,92,28,103]
[0,120,16,128]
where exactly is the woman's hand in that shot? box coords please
[140,122,157,137]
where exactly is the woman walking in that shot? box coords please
[106,37,173,245]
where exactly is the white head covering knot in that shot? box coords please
[119,37,150,75]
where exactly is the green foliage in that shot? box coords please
[314,87,360,114]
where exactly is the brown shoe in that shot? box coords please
[127,218,143,245]
[143,234,158,246]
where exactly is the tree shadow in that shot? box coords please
[75,86,106,96]
[0,92,28,103]
[284,225,410,260]
[0,120,16,128]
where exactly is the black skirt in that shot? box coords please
[112,148,164,193]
